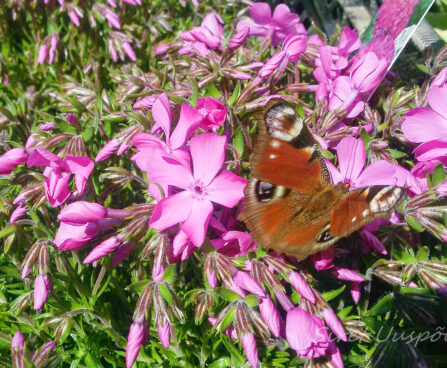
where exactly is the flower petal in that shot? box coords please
[180,198,213,246]
[413,139,447,161]
[427,85,447,119]
[402,107,447,143]
[355,160,409,188]
[170,104,203,149]
[148,155,194,189]
[336,137,366,183]
[249,2,272,24]
[191,133,226,186]
[149,191,194,231]
[151,93,172,139]
[206,171,247,207]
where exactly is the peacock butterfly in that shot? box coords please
[240,99,405,260]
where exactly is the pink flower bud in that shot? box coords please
[229,27,249,50]
[332,267,364,282]
[10,204,28,223]
[38,44,48,64]
[112,242,135,267]
[33,274,53,310]
[233,270,265,297]
[282,35,306,62]
[157,317,170,349]
[351,282,362,303]
[320,307,347,342]
[311,248,334,270]
[241,332,258,368]
[83,235,122,264]
[58,201,106,225]
[0,148,28,175]
[11,331,25,351]
[289,272,316,303]
[258,51,285,78]
[122,42,137,62]
[259,297,281,337]
[69,10,80,26]
[95,139,120,162]
[196,97,227,130]
[126,322,145,368]
[65,113,78,125]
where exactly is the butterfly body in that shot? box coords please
[240,99,405,260]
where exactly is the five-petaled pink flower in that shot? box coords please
[148,133,247,246]
[237,2,304,46]
[325,137,408,189]
[402,85,447,162]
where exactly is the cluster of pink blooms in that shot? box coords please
[3,2,447,368]
[36,0,138,65]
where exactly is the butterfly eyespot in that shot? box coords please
[255,180,276,202]
[317,230,333,243]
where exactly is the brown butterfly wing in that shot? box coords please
[240,99,405,259]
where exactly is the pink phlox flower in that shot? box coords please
[229,27,250,50]
[337,27,361,57]
[359,219,388,255]
[27,148,94,207]
[236,2,304,46]
[258,34,306,79]
[169,230,198,262]
[229,269,265,298]
[179,13,224,57]
[327,340,344,368]
[286,307,329,359]
[210,231,257,257]
[289,272,316,303]
[53,201,108,250]
[320,307,347,342]
[195,97,227,130]
[10,203,28,223]
[403,86,447,163]
[332,267,364,302]
[132,93,203,200]
[431,67,447,88]
[311,248,334,270]
[325,137,408,189]
[95,138,121,162]
[328,52,388,117]
[148,133,247,246]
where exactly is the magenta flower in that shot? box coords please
[112,242,135,267]
[0,148,27,175]
[10,203,28,223]
[179,13,224,57]
[328,52,388,117]
[195,97,227,130]
[54,201,107,250]
[431,67,447,88]
[237,3,304,46]
[241,332,258,368]
[132,93,203,200]
[34,274,53,310]
[148,133,247,246]
[210,230,257,257]
[38,44,48,64]
[402,86,447,162]
[27,148,94,207]
[325,137,408,189]
[337,27,361,57]
[311,248,334,270]
[286,307,329,359]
